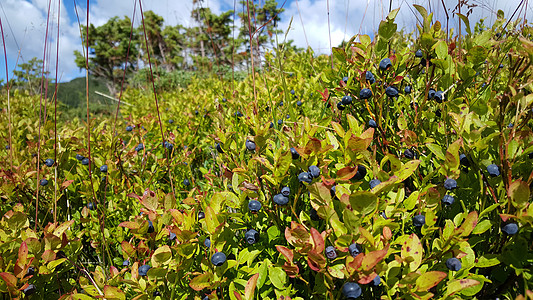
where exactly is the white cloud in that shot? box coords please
[1,0,531,82]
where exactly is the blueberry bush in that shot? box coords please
[1,6,533,300]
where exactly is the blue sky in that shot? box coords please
[0,0,530,84]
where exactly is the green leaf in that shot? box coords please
[472,219,491,235]
[269,267,286,290]
[151,245,172,267]
[426,143,445,161]
[415,271,447,292]
[456,13,471,35]
[445,279,480,296]
[401,234,423,272]
[204,206,220,235]
[332,47,347,63]
[104,286,126,300]
[189,272,214,291]
[457,211,478,237]
[467,46,487,65]
[475,254,501,268]
[395,160,420,182]
[509,180,530,209]
[349,191,378,216]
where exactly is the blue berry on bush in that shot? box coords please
[211,252,227,266]
[359,88,372,99]
[502,223,518,235]
[342,282,362,299]
[379,58,392,70]
[126,125,133,132]
[76,154,84,161]
[45,158,54,167]
[245,140,256,151]
[404,149,415,159]
[198,211,205,220]
[415,49,423,57]
[459,154,470,167]
[487,164,500,177]
[308,165,320,178]
[298,172,312,184]
[40,179,48,186]
[337,102,345,110]
[365,71,375,84]
[446,258,462,271]
[183,179,190,186]
[139,265,151,276]
[385,86,399,98]
[413,214,425,227]
[353,165,367,180]
[444,178,457,190]
[87,203,96,210]
[342,95,352,105]
[278,119,283,125]
[297,100,302,106]
[325,246,337,259]
[404,86,412,94]
[147,220,154,233]
[348,243,362,257]
[370,275,381,286]
[248,200,261,213]
[434,91,444,103]
[216,143,224,154]
[290,89,295,95]
[428,88,436,99]
[23,284,36,296]
[135,143,144,151]
[273,193,289,205]
[122,259,129,266]
[245,229,259,244]
[290,147,300,159]
[330,185,336,197]
[369,179,381,189]
[169,232,176,241]
[368,119,377,128]
[81,158,90,165]
[281,186,290,197]
[343,76,349,83]
[204,238,211,248]
[442,195,455,206]
[100,165,108,173]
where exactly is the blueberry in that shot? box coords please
[204,238,211,248]
[279,101,284,107]
[183,179,190,186]
[342,282,362,299]
[529,152,533,159]
[222,98,227,102]
[290,147,300,160]
[297,100,303,106]
[23,284,36,296]
[126,125,133,132]
[290,89,295,95]
[404,149,415,159]
[342,95,353,105]
[169,119,174,124]
[139,264,151,276]
[325,246,337,259]
[343,76,349,83]
[122,259,129,266]
[459,154,470,167]
[100,165,108,173]
[195,110,199,115]
[169,232,176,241]
[310,208,320,221]
[153,291,161,297]
[45,158,54,167]
[404,86,412,94]
[164,141,173,151]
[273,193,289,205]
[278,119,283,125]
[499,64,504,68]
[487,164,500,177]
[415,49,423,58]
[235,111,243,117]
[81,158,90,165]
[87,203,96,210]
[135,143,144,151]
[369,275,381,286]
[434,91,444,103]
[413,214,425,227]
[444,178,457,190]
[368,119,377,128]
[40,179,48,186]
[385,86,399,98]
[147,220,154,233]
[379,58,392,70]
[446,257,462,271]
[298,172,312,184]
[198,211,205,220]
[216,143,224,154]
[248,200,262,213]
[270,122,274,128]
[348,243,362,257]
[508,123,513,128]
[502,223,518,235]
[481,83,487,88]
[369,179,381,189]
[245,229,259,244]
[365,71,375,84]
[359,88,372,99]
[428,88,436,99]
[330,185,336,198]
[308,165,320,178]
[4,145,9,150]
[442,195,455,206]
[245,140,256,151]
[352,165,367,180]
[25,267,35,277]
[211,252,227,266]
[281,186,290,197]
[337,102,345,110]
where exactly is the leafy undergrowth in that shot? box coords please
[1,6,533,300]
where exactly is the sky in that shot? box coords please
[0,0,530,83]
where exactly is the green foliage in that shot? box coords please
[1,5,533,300]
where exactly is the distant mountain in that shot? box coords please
[55,76,110,108]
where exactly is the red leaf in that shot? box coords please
[310,228,325,253]
[336,166,358,181]
[276,245,294,263]
[307,250,326,272]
